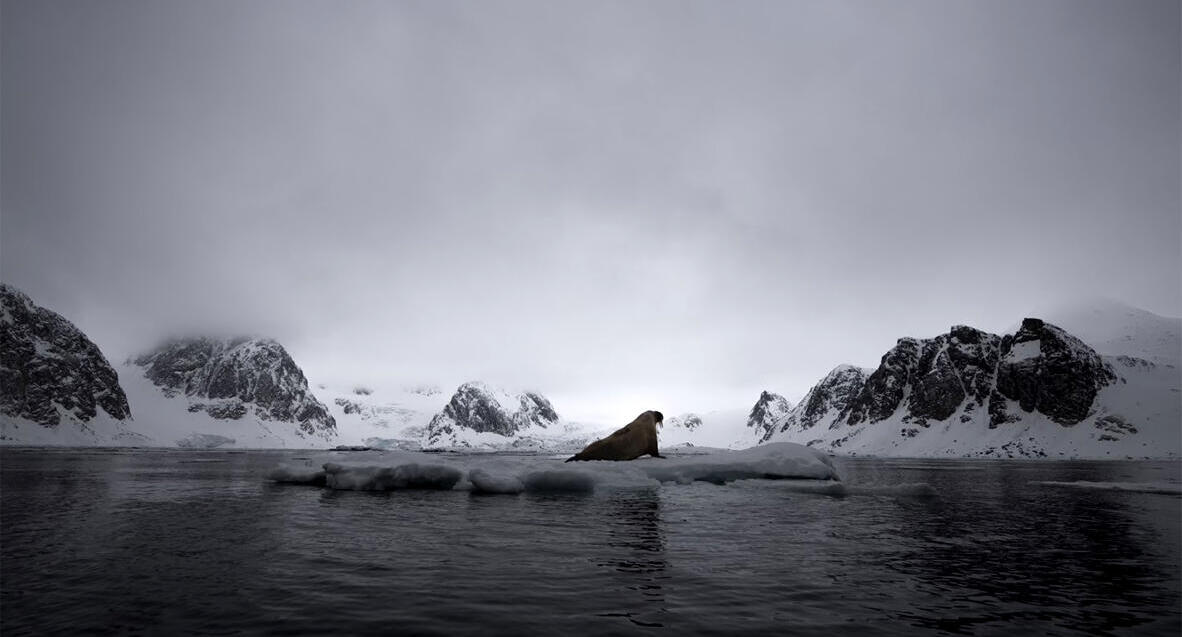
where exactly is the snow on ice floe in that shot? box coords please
[266,442,839,493]
[176,433,236,449]
[468,469,526,494]
[1031,480,1182,496]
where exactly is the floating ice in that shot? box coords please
[1031,480,1182,495]
[633,442,838,484]
[267,441,839,494]
[323,462,463,491]
[268,465,326,486]
[176,433,235,449]
[469,469,525,494]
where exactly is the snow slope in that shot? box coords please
[317,380,608,452]
[758,305,1181,459]
[659,408,758,450]
[103,361,337,448]
[1038,299,1181,365]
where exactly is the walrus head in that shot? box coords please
[652,411,664,428]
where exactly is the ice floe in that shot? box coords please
[267,442,839,493]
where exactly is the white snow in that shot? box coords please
[176,433,236,449]
[469,469,526,494]
[1034,298,1182,364]
[760,302,1181,460]
[658,408,758,449]
[267,441,839,493]
[1005,339,1041,361]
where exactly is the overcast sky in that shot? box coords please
[3,0,1179,424]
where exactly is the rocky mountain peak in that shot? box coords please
[780,365,869,437]
[0,285,131,426]
[668,413,703,431]
[133,336,335,437]
[747,390,792,442]
[426,382,561,446]
[516,391,559,429]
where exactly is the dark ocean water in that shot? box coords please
[1,449,1179,636]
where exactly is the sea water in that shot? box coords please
[1,448,1178,635]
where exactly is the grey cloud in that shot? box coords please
[2,0,1178,423]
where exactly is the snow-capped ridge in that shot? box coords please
[0,284,131,433]
[132,336,336,439]
[746,391,792,443]
[425,381,563,448]
[759,309,1179,459]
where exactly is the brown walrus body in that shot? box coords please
[565,410,664,462]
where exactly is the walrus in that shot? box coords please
[565,410,665,462]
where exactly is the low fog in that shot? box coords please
[3,0,1179,423]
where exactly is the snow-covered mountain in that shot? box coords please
[658,409,755,449]
[754,307,1180,459]
[746,391,792,443]
[318,383,441,449]
[0,285,142,444]
[425,382,565,448]
[772,365,869,441]
[124,337,337,446]
[318,380,596,451]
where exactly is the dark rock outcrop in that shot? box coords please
[133,337,335,437]
[848,338,921,425]
[778,365,868,436]
[991,318,1115,426]
[515,392,559,429]
[847,326,1003,427]
[426,382,560,446]
[0,285,130,426]
[767,319,1116,443]
[747,391,792,442]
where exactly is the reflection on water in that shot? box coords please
[1,449,1179,636]
[597,490,668,627]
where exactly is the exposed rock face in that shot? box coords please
[944,326,1001,404]
[768,319,1115,443]
[991,318,1115,426]
[848,338,921,425]
[133,337,335,437]
[426,382,560,446]
[668,413,703,431]
[515,392,559,429]
[747,391,792,442]
[778,365,868,436]
[845,326,1007,427]
[0,285,130,426]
